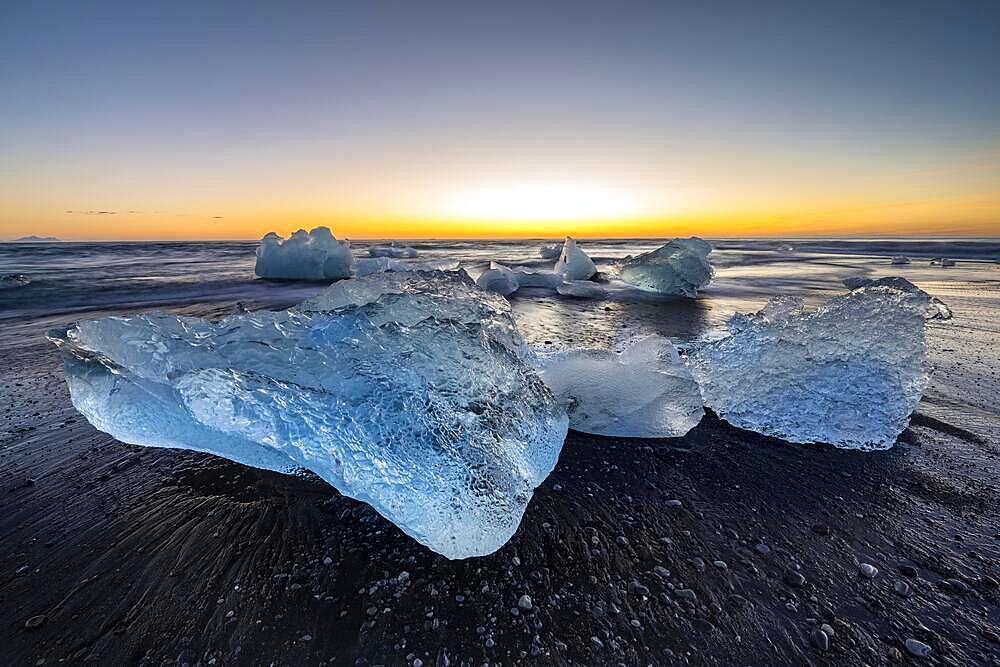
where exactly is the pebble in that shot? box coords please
[888,647,903,662]
[397,571,409,583]
[590,636,604,648]
[713,560,728,570]
[899,564,918,577]
[810,628,829,652]
[754,543,771,556]
[674,589,697,603]
[518,594,533,611]
[894,581,911,597]
[24,615,46,629]
[905,638,932,657]
[820,623,835,637]
[322,556,333,566]
[629,581,650,597]
[783,569,806,588]
[665,499,683,508]
[811,523,831,536]
[859,563,879,578]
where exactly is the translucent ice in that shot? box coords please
[49,271,568,559]
[539,242,563,259]
[556,280,607,299]
[513,269,564,290]
[689,283,946,449]
[553,237,597,281]
[476,262,519,295]
[890,255,911,265]
[369,242,418,258]
[1,273,31,288]
[255,227,354,280]
[618,237,713,297]
[842,277,952,320]
[537,335,704,438]
[354,257,459,277]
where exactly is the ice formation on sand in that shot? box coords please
[689,281,948,449]
[556,280,606,299]
[255,227,354,280]
[618,237,713,297]
[49,270,568,559]
[476,263,519,295]
[890,255,911,265]
[369,241,418,258]
[537,335,704,438]
[513,269,564,290]
[553,237,597,281]
[539,242,563,259]
[354,257,459,277]
[842,277,952,320]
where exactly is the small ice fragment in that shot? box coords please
[512,269,564,290]
[553,237,597,281]
[930,257,956,267]
[49,271,567,559]
[537,335,704,438]
[476,262,519,295]
[890,255,911,265]
[368,242,418,258]
[556,280,606,298]
[618,237,713,297]
[690,282,947,449]
[254,227,354,280]
[0,273,31,288]
[539,242,563,259]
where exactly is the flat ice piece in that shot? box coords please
[556,280,606,298]
[539,243,563,259]
[690,283,946,449]
[255,227,354,280]
[369,242,418,258]
[476,262,519,295]
[354,257,460,277]
[49,271,568,559]
[618,237,713,297]
[537,335,704,438]
[890,255,911,265]
[512,269,564,290]
[842,276,952,320]
[553,237,597,280]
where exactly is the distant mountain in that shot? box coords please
[10,235,62,242]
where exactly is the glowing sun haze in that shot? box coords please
[1,2,998,240]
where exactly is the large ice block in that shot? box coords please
[618,237,713,297]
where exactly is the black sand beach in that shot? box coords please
[1,244,999,666]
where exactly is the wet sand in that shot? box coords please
[2,256,999,666]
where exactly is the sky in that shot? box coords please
[1,1,998,240]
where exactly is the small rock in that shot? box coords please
[674,589,697,603]
[810,628,829,652]
[783,569,806,588]
[888,647,903,662]
[590,636,604,649]
[665,499,683,508]
[898,564,918,577]
[894,581,911,597]
[811,523,831,536]
[24,615,46,629]
[518,594,533,611]
[754,543,771,556]
[322,556,333,566]
[713,560,728,570]
[398,570,409,583]
[905,638,931,657]
[859,563,878,579]
[629,581,650,597]
[820,623,835,637]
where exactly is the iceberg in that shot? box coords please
[476,262,519,295]
[689,281,946,449]
[618,237,713,297]
[890,255,911,265]
[537,335,704,438]
[254,227,354,280]
[553,237,597,281]
[539,242,563,259]
[49,271,568,559]
[369,241,418,258]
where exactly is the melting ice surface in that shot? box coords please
[254,227,354,280]
[554,237,597,281]
[537,335,704,438]
[476,262,519,295]
[689,280,943,449]
[49,271,568,559]
[618,237,713,297]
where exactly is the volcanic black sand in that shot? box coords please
[2,276,999,666]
